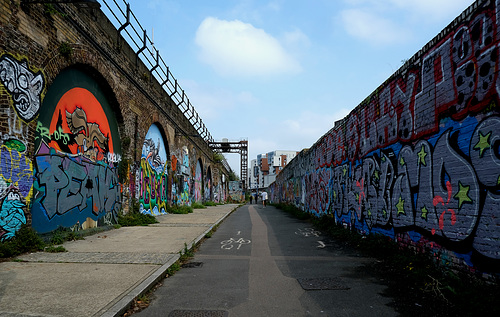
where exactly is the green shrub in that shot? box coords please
[0,225,45,258]
[168,205,193,214]
[203,201,217,207]
[45,245,66,253]
[50,233,65,245]
[118,211,158,226]
[192,202,206,209]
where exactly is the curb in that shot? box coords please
[100,204,241,317]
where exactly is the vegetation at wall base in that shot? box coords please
[192,202,206,209]
[203,201,217,207]
[0,225,45,258]
[272,203,500,317]
[1,225,124,259]
[118,198,159,226]
[118,211,158,226]
[167,205,193,214]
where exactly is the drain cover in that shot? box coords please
[181,262,204,268]
[169,310,228,317]
[297,277,350,290]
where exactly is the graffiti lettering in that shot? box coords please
[35,153,120,219]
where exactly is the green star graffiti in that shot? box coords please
[473,131,491,158]
[417,145,427,166]
[396,196,405,215]
[421,206,428,220]
[454,181,472,209]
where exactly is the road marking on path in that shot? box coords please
[295,227,321,237]
[220,237,251,250]
[317,241,326,248]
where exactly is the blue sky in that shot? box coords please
[101,0,475,177]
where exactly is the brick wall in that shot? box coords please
[0,1,228,237]
[270,0,500,279]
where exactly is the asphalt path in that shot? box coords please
[136,204,397,317]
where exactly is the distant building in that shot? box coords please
[248,150,298,190]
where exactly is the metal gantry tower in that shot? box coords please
[209,139,248,190]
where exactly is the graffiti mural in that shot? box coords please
[204,166,212,202]
[32,68,121,233]
[0,54,42,240]
[194,160,203,203]
[229,181,243,202]
[0,54,45,122]
[0,143,32,241]
[138,124,169,215]
[270,1,500,277]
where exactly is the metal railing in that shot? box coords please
[100,0,213,142]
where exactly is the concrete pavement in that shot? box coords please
[0,204,240,317]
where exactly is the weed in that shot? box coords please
[118,207,158,226]
[166,262,180,276]
[50,233,65,245]
[45,245,67,253]
[191,202,206,209]
[0,225,45,258]
[203,201,217,207]
[168,205,193,214]
[58,41,73,58]
[273,203,500,316]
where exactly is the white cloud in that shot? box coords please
[180,79,258,120]
[277,109,350,149]
[341,9,411,45]
[283,29,310,50]
[195,17,302,77]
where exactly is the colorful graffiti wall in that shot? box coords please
[138,124,169,215]
[204,167,212,201]
[270,1,500,277]
[171,146,192,205]
[0,53,44,240]
[194,159,203,203]
[32,68,122,233]
[228,181,243,202]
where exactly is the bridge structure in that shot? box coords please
[0,0,245,237]
[209,139,248,190]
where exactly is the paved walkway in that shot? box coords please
[0,204,240,317]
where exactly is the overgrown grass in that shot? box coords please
[118,212,158,226]
[203,201,217,207]
[191,202,207,209]
[273,203,500,316]
[0,225,45,258]
[167,205,193,214]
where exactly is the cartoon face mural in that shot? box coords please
[0,54,44,122]
[32,68,121,233]
[138,124,169,215]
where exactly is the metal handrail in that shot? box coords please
[101,0,213,143]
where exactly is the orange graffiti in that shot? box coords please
[49,87,114,155]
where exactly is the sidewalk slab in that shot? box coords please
[0,204,239,317]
